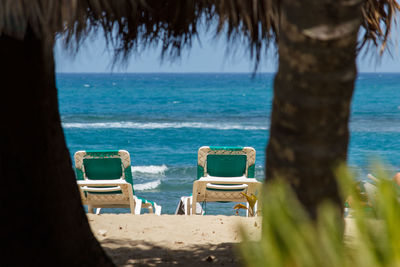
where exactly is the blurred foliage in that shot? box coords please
[239,163,400,267]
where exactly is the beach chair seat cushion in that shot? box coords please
[206,155,247,177]
[83,158,124,180]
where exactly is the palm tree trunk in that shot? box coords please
[266,0,363,219]
[0,28,114,266]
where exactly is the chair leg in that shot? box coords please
[254,201,258,217]
[147,205,154,214]
[154,204,162,215]
[192,195,198,215]
[130,205,135,214]
[134,197,142,215]
[88,205,94,214]
[186,197,192,215]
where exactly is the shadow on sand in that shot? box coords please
[101,238,243,266]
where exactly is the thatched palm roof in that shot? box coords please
[362,0,400,54]
[0,0,398,61]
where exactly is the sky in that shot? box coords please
[55,29,400,73]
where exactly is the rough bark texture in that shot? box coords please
[0,28,114,266]
[266,0,363,218]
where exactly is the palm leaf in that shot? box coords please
[0,0,397,68]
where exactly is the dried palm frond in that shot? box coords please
[213,0,279,69]
[0,0,397,62]
[360,0,400,54]
[0,0,278,66]
[68,0,279,66]
[66,1,210,60]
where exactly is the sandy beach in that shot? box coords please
[88,214,356,266]
[88,214,261,266]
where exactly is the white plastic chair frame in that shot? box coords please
[75,150,161,215]
[192,146,262,216]
[77,179,143,214]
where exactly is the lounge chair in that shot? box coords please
[364,173,400,202]
[364,174,379,199]
[345,174,400,211]
[177,146,262,216]
[74,150,161,215]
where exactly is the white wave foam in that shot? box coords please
[133,180,161,191]
[350,120,400,132]
[62,121,268,130]
[132,165,168,174]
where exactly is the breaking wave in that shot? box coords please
[133,180,161,191]
[132,165,168,175]
[62,121,268,130]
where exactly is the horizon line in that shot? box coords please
[56,71,400,74]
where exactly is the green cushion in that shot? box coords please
[197,165,205,179]
[75,168,84,180]
[247,164,255,178]
[206,155,247,177]
[83,158,123,180]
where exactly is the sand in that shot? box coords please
[88,214,261,266]
[88,214,355,267]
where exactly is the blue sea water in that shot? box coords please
[56,73,400,215]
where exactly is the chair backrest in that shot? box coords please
[74,150,134,189]
[83,157,123,180]
[197,146,256,178]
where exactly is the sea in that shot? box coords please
[56,73,400,215]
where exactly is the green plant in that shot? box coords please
[239,164,400,267]
[233,192,259,216]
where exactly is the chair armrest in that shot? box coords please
[77,179,130,192]
[77,179,128,186]
[367,174,379,183]
[206,183,248,190]
[199,175,259,184]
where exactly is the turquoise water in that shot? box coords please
[57,73,400,215]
